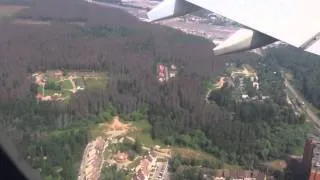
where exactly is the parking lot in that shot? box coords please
[149,161,169,180]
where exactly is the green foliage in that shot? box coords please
[0,5,313,180]
[171,155,182,172]
[27,128,89,180]
[270,47,320,108]
[99,104,117,121]
[45,80,61,91]
[148,54,310,168]
[130,110,147,121]
[61,80,73,90]
[172,167,214,180]
[85,78,107,89]
[102,111,113,121]
[171,152,220,172]
[133,139,143,154]
[99,165,126,180]
[62,70,68,76]
[244,78,257,97]
[208,85,233,108]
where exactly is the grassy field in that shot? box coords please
[37,86,60,96]
[89,123,107,139]
[61,80,73,90]
[44,89,61,96]
[128,120,164,147]
[131,120,152,131]
[173,147,217,162]
[46,75,61,82]
[85,77,108,89]
[35,70,108,102]
[61,89,72,96]
[39,83,73,97]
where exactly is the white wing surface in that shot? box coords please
[148,0,320,56]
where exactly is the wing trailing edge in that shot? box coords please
[213,28,277,55]
[147,0,276,56]
[148,0,320,56]
[147,0,199,22]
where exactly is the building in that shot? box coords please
[253,82,259,90]
[241,94,249,99]
[157,64,178,82]
[157,64,167,82]
[309,170,320,180]
[303,138,318,173]
[132,151,157,180]
[36,93,52,101]
[79,136,105,180]
[75,78,85,90]
[169,64,178,78]
[213,169,266,180]
[301,137,320,180]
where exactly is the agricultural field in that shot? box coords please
[84,77,108,89]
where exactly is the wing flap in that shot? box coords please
[185,0,320,49]
[147,0,199,22]
[306,39,320,56]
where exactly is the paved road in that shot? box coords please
[284,79,320,129]
[150,162,169,180]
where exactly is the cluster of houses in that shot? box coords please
[226,66,273,102]
[35,93,64,102]
[133,152,157,180]
[32,71,65,102]
[213,169,267,180]
[157,64,177,83]
[78,137,105,180]
[32,70,87,102]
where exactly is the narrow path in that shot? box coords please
[68,77,77,93]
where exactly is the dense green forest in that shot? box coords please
[270,46,320,109]
[0,0,312,179]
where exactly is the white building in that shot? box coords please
[242,94,249,99]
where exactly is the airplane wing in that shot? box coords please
[147,0,320,56]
